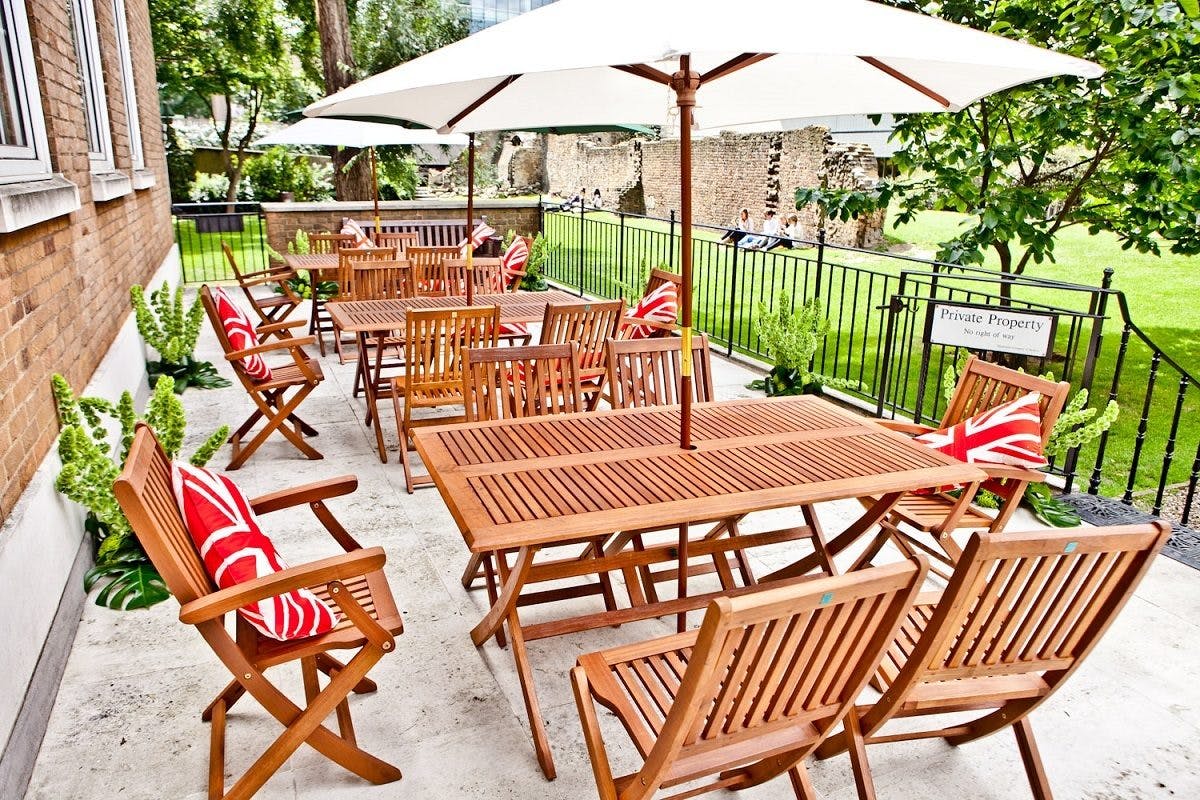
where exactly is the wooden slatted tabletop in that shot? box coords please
[326,289,579,334]
[280,253,338,271]
[413,395,985,554]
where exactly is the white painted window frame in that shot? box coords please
[70,0,115,173]
[109,0,143,171]
[0,0,53,182]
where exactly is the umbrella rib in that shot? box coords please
[857,56,951,108]
[612,63,673,85]
[446,74,524,129]
[699,53,774,84]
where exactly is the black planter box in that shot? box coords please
[194,213,245,233]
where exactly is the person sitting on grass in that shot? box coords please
[720,208,753,244]
[767,214,803,250]
[561,186,587,211]
[740,209,780,249]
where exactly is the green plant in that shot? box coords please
[502,229,553,291]
[131,282,230,391]
[52,374,228,610]
[940,354,1119,526]
[243,146,334,201]
[747,293,862,396]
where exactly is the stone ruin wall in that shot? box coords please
[527,127,885,248]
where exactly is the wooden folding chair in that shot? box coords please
[573,558,927,800]
[306,233,357,356]
[407,245,462,297]
[113,423,405,800]
[857,355,1071,578]
[538,299,625,409]
[443,257,505,296]
[332,246,398,363]
[605,332,713,408]
[817,522,1171,800]
[374,230,419,253]
[200,285,324,470]
[222,242,301,325]
[391,305,500,492]
[617,267,682,339]
[350,260,414,301]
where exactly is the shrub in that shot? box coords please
[244,146,334,201]
[131,282,230,391]
[748,294,862,396]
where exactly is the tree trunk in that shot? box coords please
[315,0,373,201]
[994,240,1014,305]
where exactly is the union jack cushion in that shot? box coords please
[340,219,370,248]
[498,321,530,339]
[171,464,340,641]
[459,222,496,254]
[501,236,530,289]
[915,392,1047,469]
[623,281,679,340]
[212,287,271,382]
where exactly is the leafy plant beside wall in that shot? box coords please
[502,229,553,291]
[52,374,228,610]
[940,353,1119,526]
[748,293,862,396]
[131,282,230,391]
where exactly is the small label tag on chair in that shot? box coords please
[819,592,834,605]
[1064,542,1078,553]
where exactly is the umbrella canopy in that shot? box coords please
[306,0,1102,452]
[255,117,469,148]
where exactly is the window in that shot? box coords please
[0,0,52,181]
[110,0,144,171]
[70,0,113,171]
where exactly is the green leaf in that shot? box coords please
[84,562,171,610]
[1023,483,1082,527]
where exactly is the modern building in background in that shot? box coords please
[458,0,558,31]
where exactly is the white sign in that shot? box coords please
[926,302,1057,358]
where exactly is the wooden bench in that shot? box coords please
[353,218,501,255]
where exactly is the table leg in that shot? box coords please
[471,546,535,646]
[676,522,689,633]
[359,331,389,464]
[762,493,904,582]
[506,608,556,780]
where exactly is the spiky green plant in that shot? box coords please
[748,293,862,396]
[52,374,229,610]
[130,282,229,391]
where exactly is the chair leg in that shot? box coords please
[203,679,247,722]
[1013,717,1054,800]
[571,667,619,800]
[316,653,376,694]
[788,764,818,800]
[392,392,415,493]
[309,300,327,357]
[844,707,879,800]
[209,698,227,800]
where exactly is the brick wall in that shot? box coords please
[262,201,542,255]
[543,128,884,247]
[0,0,173,520]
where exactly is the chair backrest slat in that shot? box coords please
[336,246,397,298]
[443,257,504,297]
[538,300,624,374]
[374,231,419,254]
[606,335,713,408]
[404,306,500,403]
[113,424,215,603]
[308,232,357,254]
[463,343,584,421]
[408,246,464,297]
[944,356,1070,446]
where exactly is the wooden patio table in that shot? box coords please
[411,395,985,779]
[326,290,579,461]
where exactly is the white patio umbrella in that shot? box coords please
[305,0,1102,449]
[255,117,469,233]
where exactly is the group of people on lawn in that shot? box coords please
[720,207,803,250]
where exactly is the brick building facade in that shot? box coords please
[0,0,172,791]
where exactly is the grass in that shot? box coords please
[541,207,1200,501]
[175,214,272,283]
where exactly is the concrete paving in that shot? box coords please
[23,297,1200,799]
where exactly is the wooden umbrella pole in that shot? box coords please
[370,146,381,242]
[671,56,701,452]
[466,132,476,305]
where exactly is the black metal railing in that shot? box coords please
[172,202,269,283]
[539,203,1198,525]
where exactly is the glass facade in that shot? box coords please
[458,0,558,31]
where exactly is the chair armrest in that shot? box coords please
[242,265,295,281]
[877,420,934,435]
[256,319,308,336]
[250,476,359,515]
[979,464,1048,483]
[226,336,317,361]
[178,547,386,625]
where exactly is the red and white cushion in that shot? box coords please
[501,237,530,289]
[623,281,679,340]
[341,219,370,248]
[171,464,340,641]
[459,222,497,254]
[915,392,1047,469]
[498,321,530,340]
[212,287,271,382]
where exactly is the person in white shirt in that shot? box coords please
[721,208,753,244]
[740,209,780,249]
[768,214,803,250]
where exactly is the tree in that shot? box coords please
[351,0,469,77]
[149,0,315,201]
[797,0,1200,290]
[314,0,373,200]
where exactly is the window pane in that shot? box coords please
[0,2,29,147]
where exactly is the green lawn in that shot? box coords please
[175,214,272,283]
[541,208,1200,501]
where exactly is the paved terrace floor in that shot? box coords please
[24,296,1200,800]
